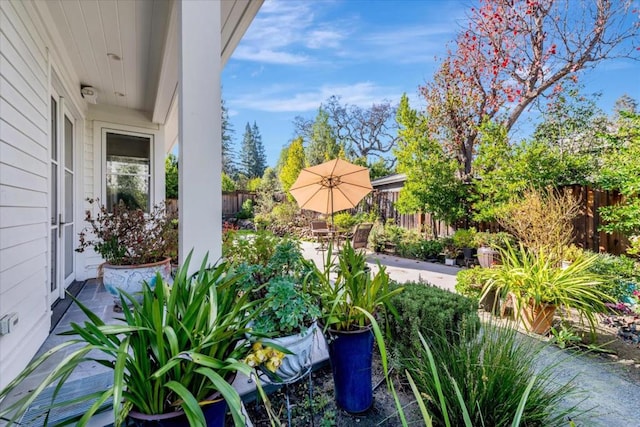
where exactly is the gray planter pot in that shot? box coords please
[262,322,318,383]
[477,246,498,268]
[102,257,172,305]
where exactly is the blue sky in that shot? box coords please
[222,0,640,168]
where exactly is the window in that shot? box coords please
[105,132,152,212]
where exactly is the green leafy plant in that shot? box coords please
[314,241,403,331]
[588,251,640,302]
[0,254,275,426]
[452,228,477,249]
[455,268,494,300]
[252,276,320,336]
[550,324,582,349]
[482,243,613,334]
[387,282,478,356]
[402,325,580,427]
[76,198,174,265]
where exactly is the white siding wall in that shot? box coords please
[0,0,51,389]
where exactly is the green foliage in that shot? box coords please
[474,231,513,249]
[588,252,640,302]
[472,122,591,222]
[221,172,236,192]
[0,255,265,426]
[394,94,467,225]
[224,233,318,336]
[397,238,444,261]
[246,177,262,192]
[236,198,254,220]
[403,323,579,427]
[598,112,640,237]
[313,241,403,331]
[452,228,476,249]
[252,277,321,336]
[221,98,237,177]
[368,157,394,180]
[279,137,306,192]
[165,154,179,199]
[387,282,479,356]
[306,108,340,166]
[455,268,493,299]
[482,244,612,334]
[240,122,267,179]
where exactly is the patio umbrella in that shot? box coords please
[289,158,373,217]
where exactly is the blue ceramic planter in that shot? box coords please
[327,326,374,413]
[127,398,227,427]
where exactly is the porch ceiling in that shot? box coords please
[44,0,262,124]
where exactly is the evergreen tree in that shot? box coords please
[252,121,267,177]
[221,99,236,177]
[306,108,339,166]
[165,154,179,199]
[240,122,267,179]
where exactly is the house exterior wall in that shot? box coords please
[0,0,56,389]
[0,1,166,389]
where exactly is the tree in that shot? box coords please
[306,108,340,166]
[221,99,236,177]
[251,121,267,177]
[221,172,236,192]
[279,137,306,193]
[421,0,639,179]
[394,94,467,228]
[165,153,179,199]
[598,112,640,237]
[239,122,267,179]
[324,96,399,169]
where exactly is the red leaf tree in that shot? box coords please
[421,0,639,179]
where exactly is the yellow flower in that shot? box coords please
[252,341,263,352]
[265,359,280,373]
[244,354,258,367]
[255,349,268,363]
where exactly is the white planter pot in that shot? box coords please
[262,322,318,383]
[477,246,498,268]
[102,258,172,305]
[444,258,456,266]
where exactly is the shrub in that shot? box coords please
[236,198,254,219]
[455,267,493,299]
[404,322,579,427]
[497,187,580,258]
[387,282,479,356]
[588,252,640,302]
[452,228,477,248]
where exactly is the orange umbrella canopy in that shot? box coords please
[289,159,373,215]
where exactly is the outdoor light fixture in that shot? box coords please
[81,85,98,104]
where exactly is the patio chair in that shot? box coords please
[341,222,374,251]
[310,219,330,249]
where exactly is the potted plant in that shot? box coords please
[481,243,612,335]
[441,237,457,266]
[0,254,272,426]
[453,228,477,261]
[560,244,584,269]
[76,198,175,307]
[225,233,321,383]
[312,241,403,413]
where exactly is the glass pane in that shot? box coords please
[64,224,73,278]
[51,97,57,160]
[106,132,151,212]
[106,174,149,212]
[65,171,73,222]
[65,116,73,170]
[51,233,57,292]
[51,164,57,225]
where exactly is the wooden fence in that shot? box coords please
[367,190,454,238]
[368,185,629,254]
[165,191,257,219]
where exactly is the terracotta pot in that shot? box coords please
[102,257,172,306]
[520,302,556,335]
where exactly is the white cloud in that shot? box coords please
[233,0,349,65]
[230,82,402,113]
